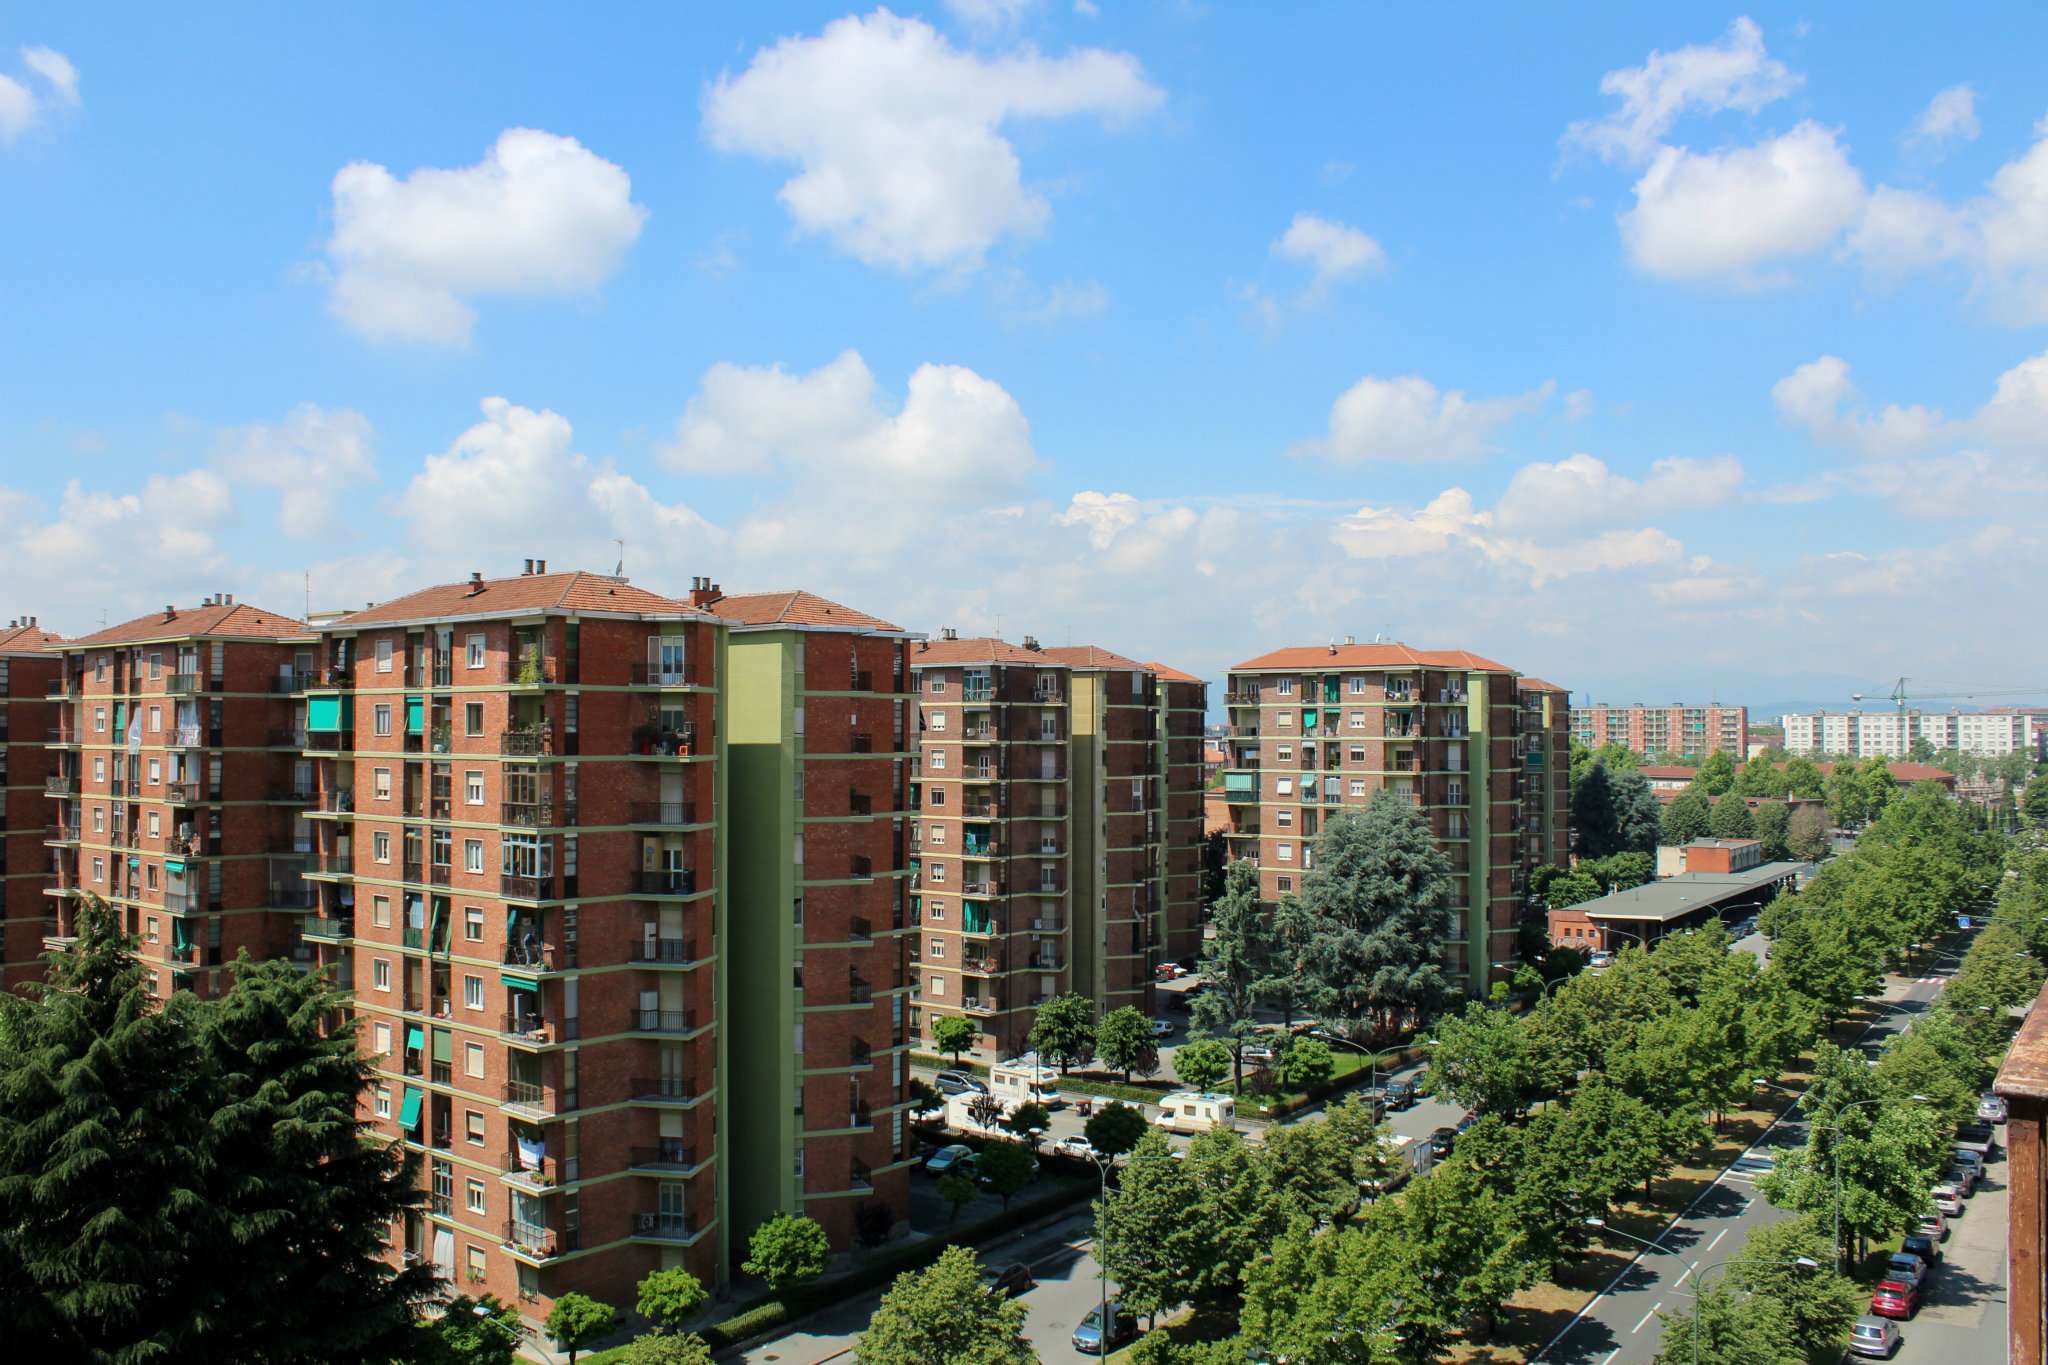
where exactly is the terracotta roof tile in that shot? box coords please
[1039,644,1148,671]
[66,602,305,649]
[331,571,702,629]
[1232,643,1515,673]
[1518,676,1569,694]
[713,589,902,633]
[0,621,65,654]
[910,637,1064,667]
[1146,661,1204,684]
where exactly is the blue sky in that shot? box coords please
[3,3,2045,712]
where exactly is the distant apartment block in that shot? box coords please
[1780,708,2039,759]
[907,636,1206,1056]
[1571,701,1747,759]
[1221,644,1569,997]
[1,618,62,992]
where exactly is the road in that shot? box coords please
[1531,946,1985,1364]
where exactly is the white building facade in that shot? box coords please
[1780,709,2040,759]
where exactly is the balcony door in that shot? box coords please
[658,1180,686,1232]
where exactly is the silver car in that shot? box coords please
[1979,1093,2009,1124]
[1849,1315,1901,1358]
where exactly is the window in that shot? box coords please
[1349,676,1366,694]
[465,1110,485,1145]
[147,811,161,837]
[465,1178,487,1214]
[94,706,106,732]
[148,652,162,679]
[372,895,392,927]
[1349,779,1367,797]
[465,634,485,669]
[375,640,393,673]
[464,1041,486,1077]
[929,863,946,885]
[928,975,945,996]
[373,832,391,863]
[1349,712,1366,729]
[373,705,392,737]
[464,906,484,941]
[928,787,946,808]
[926,899,945,921]
[928,939,945,959]
[463,975,483,1010]
[929,826,946,846]
[1276,876,1293,893]
[148,705,161,732]
[928,676,946,694]
[91,807,104,833]
[465,703,484,736]
[1276,746,1292,761]
[465,771,484,805]
[93,755,106,781]
[145,917,160,944]
[373,1086,391,1118]
[929,749,947,771]
[1277,842,1295,862]
[1277,712,1293,728]
[928,710,947,731]
[1277,677,1295,695]
[373,767,392,801]
[1276,777,1294,796]
[147,757,161,783]
[372,958,391,991]
[1276,810,1293,828]
[92,856,105,882]
[464,840,483,874]
[372,1022,391,1054]
[1349,746,1366,763]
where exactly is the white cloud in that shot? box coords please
[1292,374,1555,463]
[1906,84,1978,154]
[1849,122,2048,323]
[702,9,1162,270]
[993,273,1111,324]
[1056,490,1140,548]
[944,0,1040,35]
[0,44,79,143]
[1648,557,1762,606]
[1770,355,1945,457]
[1073,0,1100,15]
[1272,212,1386,292]
[1329,483,1684,588]
[214,405,378,535]
[1564,16,1801,166]
[1493,452,1743,532]
[323,128,648,344]
[1620,122,1867,281]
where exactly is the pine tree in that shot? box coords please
[1293,796,1455,1032]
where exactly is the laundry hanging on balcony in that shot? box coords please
[515,1132,545,1171]
[171,919,189,952]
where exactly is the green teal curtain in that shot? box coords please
[308,695,341,730]
[398,1086,423,1129]
[405,1025,424,1052]
[405,697,424,734]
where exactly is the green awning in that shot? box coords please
[1223,773,1256,793]
[1303,709,1317,728]
[171,919,189,950]
[128,856,141,870]
[406,1026,425,1052]
[399,1085,423,1129]
[431,1029,451,1064]
[405,697,424,734]
[308,695,341,731]
[165,858,186,874]
[501,975,538,992]
[113,703,126,734]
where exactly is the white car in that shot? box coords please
[1979,1093,2009,1124]
[1150,1019,1174,1038]
[1587,949,1616,970]
[1052,1135,1097,1159]
[1931,1184,1965,1218]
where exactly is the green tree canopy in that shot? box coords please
[1651,1281,1801,1365]
[1083,1101,1150,1158]
[1782,755,1827,799]
[1292,796,1455,1031]
[414,1294,523,1365]
[1095,1130,1199,1321]
[1026,993,1097,1074]
[544,1293,618,1365]
[740,1213,829,1291]
[1749,799,1791,860]
[1728,1215,1866,1362]
[1427,1001,1539,1120]
[1707,793,1755,839]
[1694,749,1738,796]
[929,1014,976,1065]
[1662,785,1712,846]
[635,1268,709,1335]
[855,1245,1036,1365]
[1094,1005,1156,1084]
[1190,858,1286,1090]
[975,1140,1036,1211]
[1172,1038,1231,1093]
[1275,1036,1335,1091]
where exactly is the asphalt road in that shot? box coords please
[1530,953,1970,1365]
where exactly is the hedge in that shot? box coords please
[910,1053,1176,1105]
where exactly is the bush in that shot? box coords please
[634,1268,708,1335]
[620,1332,715,1365]
[741,1213,830,1291]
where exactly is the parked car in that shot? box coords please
[1957,1121,2000,1156]
[1931,1184,1965,1218]
[978,1262,1035,1296]
[1382,1079,1416,1110]
[1915,1209,1948,1243]
[1848,1314,1902,1358]
[924,1144,978,1176]
[1947,1162,1978,1197]
[1870,1279,1919,1320]
[1588,949,1616,969]
[1979,1093,2010,1124]
[1952,1147,1985,1181]
[934,1070,987,1097]
[1071,1300,1138,1354]
[1884,1251,1926,1291]
[1901,1232,1942,1267]
[1429,1125,1460,1159]
[1052,1135,1097,1160]
[1242,1043,1278,1065]
[1151,1018,1176,1037]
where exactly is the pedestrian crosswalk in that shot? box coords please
[1724,1151,1777,1184]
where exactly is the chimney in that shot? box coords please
[1022,634,1039,652]
[536,560,546,574]
[467,572,485,597]
[1344,634,1356,646]
[524,559,533,575]
[225,594,234,605]
[688,576,723,608]
[163,605,177,622]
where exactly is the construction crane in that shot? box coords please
[1850,677,2048,725]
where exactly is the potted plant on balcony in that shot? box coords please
[632,721,658,756]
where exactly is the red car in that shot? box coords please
[1869,1279,1919,1320]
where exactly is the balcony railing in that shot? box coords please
[305,730,354,753]
[504,940,573,971]
[634,1212,699,1241]
[502,1220,562,1259]
[629,1076,700,1104]
[500,1013,566,1043]
[165,674,202,696]
[503,1079,550,1109]
[629,1140,696,1170]
[499,873,552,901]
[628,801,696,826]
[44,775,74,796]
[634,868,696,897]
[635,1009,697,1034]
[503,728,550,757]
[303,914,354,941]
[628,662,695,688]
[504,1150,563,1186]
[631,937,699,965]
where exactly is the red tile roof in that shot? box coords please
[1146,661,1204,684]
[1815,760,1957,786]
[0,621,65,654]
[910,637,1063,667]
[1639,765,1698,781]
[66,602,305,648]
[332,572,702,628]
[1040,644,1148,671]
[712,589,902,633]
[1518,676,1569,694]
[1232,643,1514,673]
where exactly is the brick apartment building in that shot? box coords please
[1571,701,1748,759]
[1,618,62,992]
[698,585,918,1265]
[1221,644,1566,996]
[906,636,1206,1056]
[295,567,727,1309]
[44,599,314,999]
[1518,678,1572,871]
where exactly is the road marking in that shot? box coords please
[1632,1303,1660,1333]
[1600,1352,1620,1365]
[1706,1227,1728,1252]
[1672,1263,1695,1289]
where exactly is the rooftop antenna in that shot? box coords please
[304,571,312,621]
[613,539,625,577]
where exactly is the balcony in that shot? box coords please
[630,938,700,966]
[305,730,354,754]
[268,785,317,805]
[499,873,553,901]
[632,1212,701,1243]
[270,671,313,694]
[503,728,551,757]
[503,1150,567,1188]
[161,890,202,916]
[628,662,695,688]
[165,673,202,696]
[628,801,697,826]
[319,791,355,815]
[628,1140,697,1172]
[500,1013,567,1045]
[270,884,318,910]
[960,996,1001,1016]
[303,914,354,942]
[504,940,574,973]
[635,1009,698,1034]
[43,775,74,797]
[507,654,556,688]
[163,781,204,807]
[503,1079,552,1111]
[502,1219,564,1261]
[629,1076,702,1105]
[634,868,697,898]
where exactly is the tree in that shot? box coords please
[1084,1101,1150,1158]
[1651,1281,1801,1365]
[1180,1128,1288,1310]
[1095,1005,1154,1084]
[1027,993,1097,1074]
[634,1268,708,1336]
[544,1293,618,1365]
[1580,851,1654,892]
[1254,1122,1356,1228]
[976,1140,1036,1212]
[1426,1001,1538,1120]
[1729,1215,1865,1362]
[0,898,434,1365]
[1610,768,1665,854]
[1572,762,1621,858]
[1239,1215,1440,1365]
[1707,793,1755,839]
[1292,796,1455,1032]
[620,1333,716,1365]
[1544,868,1602,909]
[906,1077,943,1120]
[1749,799,1791,860]
[929,1014,976,1065]
[741,1213,829,1292]
[1662,785,1712,845]
[1782,755,1827,799]
[855,1245,1036,1365]
[1173,1037,1231,1092]
[1760,1096,1946,1263]
[965,1092,1004,1131]
[936,1171,978,1223]
[1002,1101,1051,1149]
[1274,1036,1334,1091]
[1733,754,1792,798]
[413,1294,523,1365]
[1191,859,1286,1090]
[1095,1131,1200,1322]
[1786,802,1830,860]
[1695,749,1738,796]
[2026,778,2048,827]
[1395,1161,1539,1339]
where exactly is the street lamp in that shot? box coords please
[1809,1094,1930,1265]
[1089,1149,1116,1349]
[1311,1027,1400,1101]
[1582,1219,1817,1365]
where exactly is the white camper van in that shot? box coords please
[1153,1091,1238,1134]
[990,1054,1061,1111]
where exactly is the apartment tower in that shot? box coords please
[44,600,313,997]
[1148,662,1210,970]
[1570,701,1748,759]
[1518,679,1572,870]
[296,567,726,1311]
[701,585,919,1257]
[2,619,62,991]
[1221,644,1539,997]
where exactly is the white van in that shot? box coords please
[1153,1092,1237,1134]
[990,1054,1062,1110]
